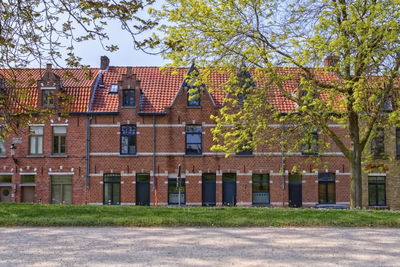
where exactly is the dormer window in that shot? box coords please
[122,89,135,107]
[41,88,55,108]
[109,84,118,94]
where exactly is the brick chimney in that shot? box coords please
[100,56,110,70]
[324,55,339,67]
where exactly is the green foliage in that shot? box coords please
[157,0,400,208]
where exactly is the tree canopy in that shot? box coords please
[0,0,156,131]
[157,0,400,208]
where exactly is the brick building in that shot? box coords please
[0,56,398,208]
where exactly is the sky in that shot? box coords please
[71,22,167,68]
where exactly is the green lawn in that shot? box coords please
[0,203,399,227]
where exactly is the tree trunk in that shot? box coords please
[350,147,363,209]
[348,109,363,209]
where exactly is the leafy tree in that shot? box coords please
[0,0,155,131]
[157,0,400,208]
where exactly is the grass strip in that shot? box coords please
[0,203,399,227]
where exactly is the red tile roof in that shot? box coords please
[0,68,98,113]
[2,65,373,115]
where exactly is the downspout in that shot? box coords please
[85,115,92,189]
[85,68,107,190]
[152,114,157,205]
[280,123,286,207]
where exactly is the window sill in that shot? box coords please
[186,106,202,109]
[26,155,45,158]
[50,154,68,158]
[119,154,138,157]
[121,106,136,109]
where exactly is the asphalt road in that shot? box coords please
[0,227,399,266]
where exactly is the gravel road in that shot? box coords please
[0,227,399,266]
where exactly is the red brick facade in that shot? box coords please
[0,58,359,207]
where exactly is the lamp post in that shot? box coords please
[10,144,17,164]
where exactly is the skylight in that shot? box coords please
[109,84,118,93]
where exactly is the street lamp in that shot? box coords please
[10,144,17,164]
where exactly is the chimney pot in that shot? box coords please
[100,56,110,70]
[324,55,339,67]
[126,67,133,75]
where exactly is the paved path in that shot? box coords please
[0,227,399,266]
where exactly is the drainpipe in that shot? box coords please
[280,123,286,207]
[85,115,92,189]
[152,114,157,205]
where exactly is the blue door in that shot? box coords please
[202,173,216,206]
[222,173,236,206]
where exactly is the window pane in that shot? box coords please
[52,175,72,184]
[53,136,59,153]
[289,174,302,184]
[21,175,35,184]
[113,183,121,205]
[30,126,43,135]
[327,183,336,203]
[137,174,150,182]
[377,185,386,206]
[60,136,66,153]
[104,174,121,183]
[368,184,377,206]
[186,144,201,155]
[223,173,236,182]
[121,136,129,154]
[186,125,202,133]
[62,184,72,204]
[0,175,12,183]
[318,173,335,182]
[104,183,113,204]
[51,184,61,204]
[186,133,201,143]
[37,136,43,154]
[0,139,5,155]
[30,136,36,154]
[53,126,66,134]
[202,173,216,182]
[318,183,326,203]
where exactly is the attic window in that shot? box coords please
[109,84,119,94]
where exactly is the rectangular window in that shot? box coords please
[0,175,12,183]
[52,126,66,154]
[21,175,35,184]
[103,174,121,205]
[368,176,386,206]
[371,128,385,157]
[301,130,318,155]
[185,125,202,155]
[122,89,135,107]
[42,89,55,107]
[187,87,200,106]
[396,128,400,157]
[120,125,136,155]
[318,173,336,204]
[51,175,72,204]
[252,174,270,205]
[0,137,5,156]
[168,178,185,205]
[29,126,43,155]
